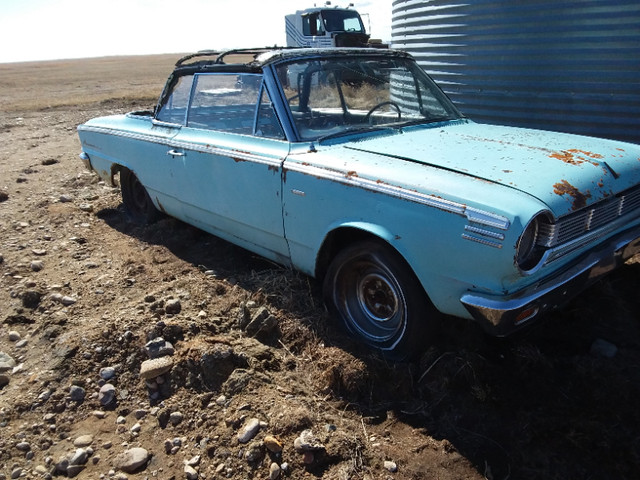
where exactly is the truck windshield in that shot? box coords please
[321,9,364,33]
[276,55,463,142]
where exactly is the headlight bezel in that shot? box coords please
[516,211,553,274]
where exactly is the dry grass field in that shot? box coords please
[1,54,640,480]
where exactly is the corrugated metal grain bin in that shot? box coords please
[391,0,640,144]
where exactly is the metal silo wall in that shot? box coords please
[391,0,640,144]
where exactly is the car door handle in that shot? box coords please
[167,149,185,157]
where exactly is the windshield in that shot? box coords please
[275,55,463,142]
[321,9,364,33]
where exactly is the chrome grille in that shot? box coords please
[538,184,640,249]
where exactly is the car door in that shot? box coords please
[132,73,194,218]
[170,72,291,265]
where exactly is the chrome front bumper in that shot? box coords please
[461,224,640,336]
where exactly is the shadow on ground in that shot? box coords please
[99,206,640,480]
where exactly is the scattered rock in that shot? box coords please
[55,456,70,475]
[15,441,31,451]
[69,385,86,402]
[269,462,281,480]
[30,259,44,271]
[165,299,182,315]
[145,337,175,359]
[264,435,283,453]
[61,295,77,306]
[100,366,116,380]
[140,356,173,380]
[66,464,85,477]
[69,448,89,466]
[184,465,198,480]
[0,352,16,372]
[99,383,116,406]
[8,331,21,342]
[294,429,325,452]
[38,389,52,402]
[0,190,8,202]
[237,418,261,443]
[384,460,398,473]
[22,290,42,309]
[34,465,48,475]
[41,158,59,166]
[74,435,93,447]
[114,447,150,473]
[50,293,77,306]
[169,411,184,426]
[245,306,278,337]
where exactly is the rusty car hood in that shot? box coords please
[346,122,640,216]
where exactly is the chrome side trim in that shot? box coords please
[77,125,283,168]
[461,234,503,249]
[465,207,510,230]
[287,162,511,230]
[79,125,511,231]
[464,225,505,240]
[462,225,505,248]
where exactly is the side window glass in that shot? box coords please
[187,73,261,134]
[256,88,285,139]
[303,16,311,36]
[156,75,193,124]
[303,13,323,36]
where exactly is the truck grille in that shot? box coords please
[538,185,640,249]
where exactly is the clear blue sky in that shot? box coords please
[0,0,391,63]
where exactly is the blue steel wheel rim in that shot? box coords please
[357,273,399,322]
[341,262,408,344]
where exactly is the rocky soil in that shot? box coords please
[1,55,640,480]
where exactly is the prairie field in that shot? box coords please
[1,54,639,480]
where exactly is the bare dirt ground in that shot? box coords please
[1,54,640,480]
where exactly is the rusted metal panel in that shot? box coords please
[391,0,640,144]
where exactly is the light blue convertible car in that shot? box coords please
[78,48,640,358]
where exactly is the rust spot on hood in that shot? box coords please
[553,180,591,211]
[549,149,603,166]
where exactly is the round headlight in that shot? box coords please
[516,213,551,272]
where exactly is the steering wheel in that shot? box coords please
[364,101,401,125]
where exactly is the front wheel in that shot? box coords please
[120,168,161,224]
[323,240,437,360]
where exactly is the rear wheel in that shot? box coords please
[323,239,437,360]
[120,168,161,224]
